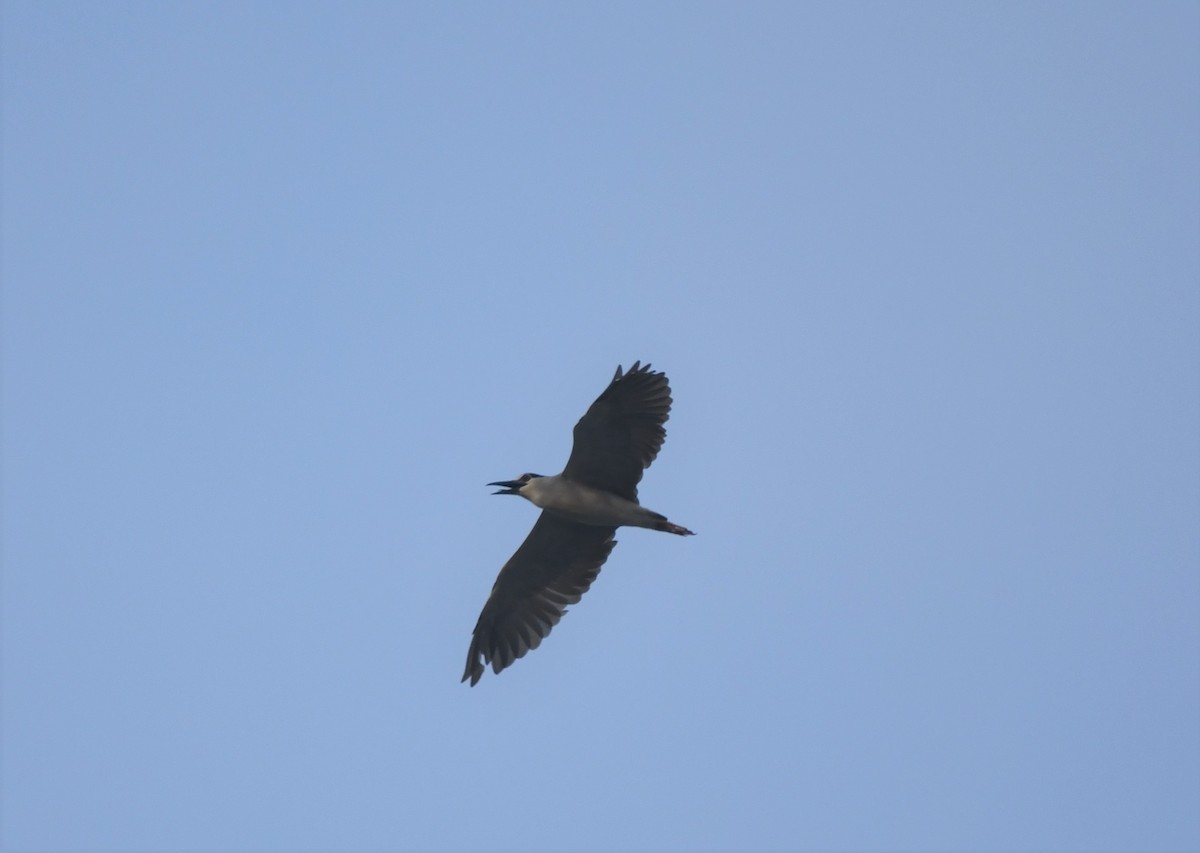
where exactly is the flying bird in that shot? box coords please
[462,361,693,686]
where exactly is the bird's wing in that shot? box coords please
[462,512,617,686]
[560,361,672,501]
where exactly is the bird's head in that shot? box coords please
[488,473,544,496]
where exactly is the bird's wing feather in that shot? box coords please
[561,361,672,500]
[462,512,617,686]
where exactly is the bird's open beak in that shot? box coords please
[488,480,523,496]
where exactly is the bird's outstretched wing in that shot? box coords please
[561,361,672,501]
[462,513,617,686]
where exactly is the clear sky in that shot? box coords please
[3,2,1198,851]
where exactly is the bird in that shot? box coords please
[462,361,694,686]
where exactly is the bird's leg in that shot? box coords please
[654,519,695,536]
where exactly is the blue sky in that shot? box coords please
[3,2,1198,851]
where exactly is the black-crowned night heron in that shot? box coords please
[462,361,693,686]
